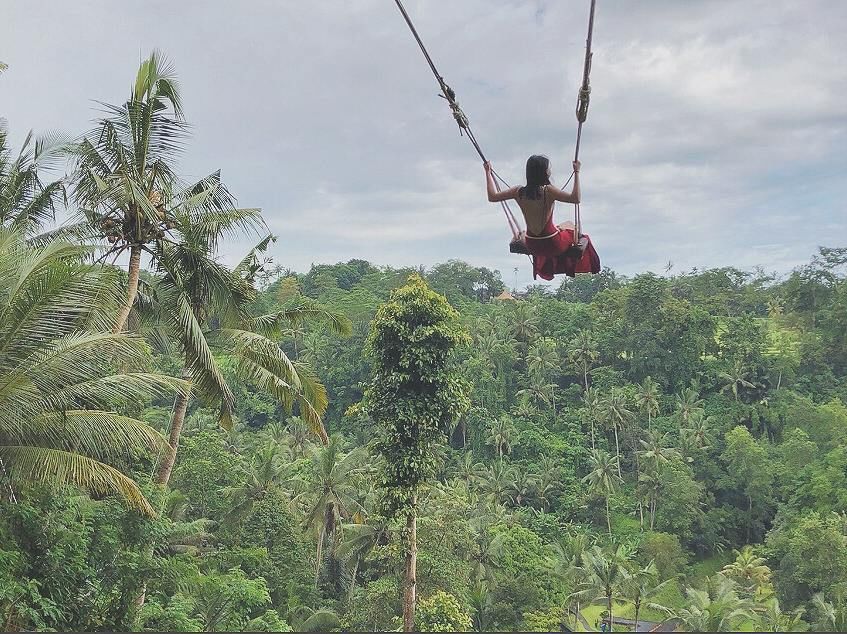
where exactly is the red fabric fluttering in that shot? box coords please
[524,223,601,281]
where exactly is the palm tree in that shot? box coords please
[0,229,185,515]
[622,561,674,628]
[486,417,515,459]
[582,387,603,450]
[508,467,538,507]
[468,517,507,585]
[451,452,485,488]
[602,390,632,478]
[480,460,516,508]
[67,51,264,334]
[508,301,539,343]
[638,430,681,473]
[467,581,493,632]
[636,376,661,430]
[721,546,772,593]
[719,361,758,403]
[674,386,704,424]
[149,235,350,486]
[675,575,754,632]
[527,337,560,416]
[582,449,621,536]
[569,329,599,391]
[755,596,807,632]
[221,442,291,525]
[336,518,392,601]
[288,606,341,632]
[298,436,366,586]
[569,545,632,630]
[638,467,663,530]
[287,416,314,458]
[811,592,847,632]
[0,123,65,234]
[683,410,712,452]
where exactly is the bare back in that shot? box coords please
[516,186,555,235]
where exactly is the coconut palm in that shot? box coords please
[638,465,664,531]
[683,410,712,451]
[148,235,350,486]
[569,329,599,391]
[451,452,486,488]
[288,606,341,632]
[0,229,185,515]
[636,376,661,429]
[66,50,264,334]
[675,575,754,632]
[638,430,681,473]
[468,517,507,585]
[480,460,516,508]
[602,390,632,478]
[755,596,807,632]
[811,592,847,632]
[508,301,539,343]
[622,561,674,628]
[297,435,367,586]
[719,361,758,403]
[486,417,515,459]
[287,416,314,458]
[722,546,772,593]
[336,518,392,601]
[0,123,65,234]
[221,442,291,525]
[569,545,632,630]
[582,386,603,449]
[674,386,704,424]
[467,581,494,632]
[582,449,621,536]
[508,467,538,507]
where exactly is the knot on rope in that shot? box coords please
[438,81,469,131]
[576,85,591,123]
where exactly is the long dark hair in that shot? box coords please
[518,155,551,200]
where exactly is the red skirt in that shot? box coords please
[525,228,601,280]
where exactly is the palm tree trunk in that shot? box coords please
[403,497,418,633]
[605,496,612,536]
[634,600,641,632]
[613,425,622,478]
[154,373,191,486]
[347,556,360,601]
[315,526,325,588]
[583,363,589,391]
[747,495,752,543]
[591,420,596,450]
[113,243,142,333]
[607,592,614,631]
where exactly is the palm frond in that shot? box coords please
[0,445,155,516]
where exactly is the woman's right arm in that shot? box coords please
[548,160,581,204]
[485,162,519,202]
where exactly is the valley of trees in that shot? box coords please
[2,53,847,632]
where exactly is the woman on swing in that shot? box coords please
[485,155,599,280]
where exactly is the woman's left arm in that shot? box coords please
[485,162,519,202]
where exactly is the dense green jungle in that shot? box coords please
[2,53,847,633]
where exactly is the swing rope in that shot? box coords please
[392,0,598,247]
[572,0,598,244]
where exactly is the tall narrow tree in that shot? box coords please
[364,274,470,632]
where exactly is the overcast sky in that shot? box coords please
[2,0,845,288]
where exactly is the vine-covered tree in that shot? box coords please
[364,274,470,631]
